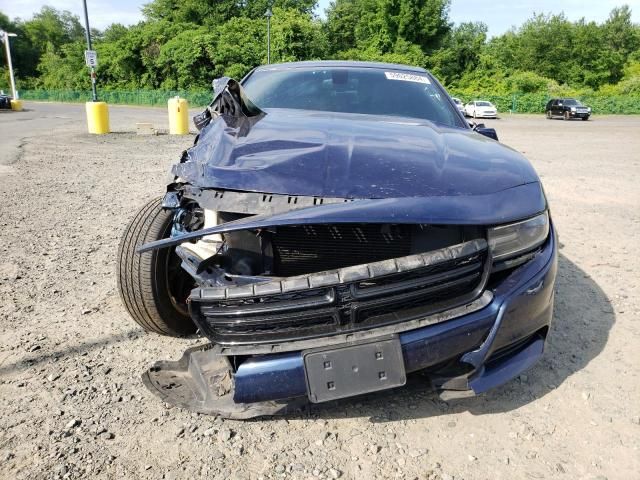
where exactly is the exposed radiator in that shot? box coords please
[271,223,413,276]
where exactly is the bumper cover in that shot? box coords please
[142,227,556,416]
[233,226,557,403]
[570,111,590,118]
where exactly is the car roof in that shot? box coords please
[253,60,428,74]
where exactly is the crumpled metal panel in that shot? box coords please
[138,182,545,253]
[173,77,539,200]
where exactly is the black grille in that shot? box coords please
[272,224,412,276]
[190,243,489,345]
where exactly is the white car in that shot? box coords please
[464,100,498,119]
[452,97,465,115]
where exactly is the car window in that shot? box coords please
[563,99,580,106]
[242,67,465,128]
[475,101,492,107]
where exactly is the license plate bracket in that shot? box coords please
[303,336,406,403]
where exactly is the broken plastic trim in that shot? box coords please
[192,77,264,131]
[189,239,490,348]
[142,346,306,418]
[192,239,487,301]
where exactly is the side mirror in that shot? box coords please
[473,123,498,141]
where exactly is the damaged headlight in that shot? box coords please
[488,211,549,262]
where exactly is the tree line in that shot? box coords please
[1,1,639,99]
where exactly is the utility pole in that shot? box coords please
[265,8,272,64]
[82,0,98,101]
[0,29,18,100]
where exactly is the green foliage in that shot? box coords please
[36,41,87,90]
[20,88,212,106]
[504,71,556,94]
[0,11,39,83]
[429,22,487,84]
[156,28,217,89]
[324,0,450,55]
[270,7,327,63]
[2,2,640,113]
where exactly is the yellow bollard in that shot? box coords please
[85,101,110,134]
[10,99,23,111]
[168,96,189,134]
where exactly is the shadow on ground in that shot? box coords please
[1,253,612,422]
[0,329,140,377]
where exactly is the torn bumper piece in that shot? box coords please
[143,228,556,417]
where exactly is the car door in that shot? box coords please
[545,100,553,115]
[554,100,563,116]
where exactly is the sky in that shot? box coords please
[1,0,639,36]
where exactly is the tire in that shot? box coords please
[546,110,552,119]
[117,197,197,336]
[581,116,589,121]
[564,111,570,121]
[473,111,477,119]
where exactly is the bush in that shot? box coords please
[19,88,640,114]
[20,89,213,107]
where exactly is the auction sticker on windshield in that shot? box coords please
[384,72,431,84]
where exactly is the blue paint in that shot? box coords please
[139,183,546,253]
[234,353,308,404]
[469,337,545,394]
[180,108,539,200]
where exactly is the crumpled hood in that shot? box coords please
[174,108,539,199]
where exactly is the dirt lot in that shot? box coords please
[1,103,639,480]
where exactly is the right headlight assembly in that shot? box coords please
[488,211,550,264]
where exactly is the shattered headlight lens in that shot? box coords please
[488,212,549,261]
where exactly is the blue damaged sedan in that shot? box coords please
[117,61,557,418]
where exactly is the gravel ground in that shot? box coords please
[1,103,639,480]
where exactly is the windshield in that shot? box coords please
[475,101,492,107]
[563,99,582,106]
[242,67,464,128]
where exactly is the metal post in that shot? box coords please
[0,30,18,100]
[265,8,273,64]
[82,0,98,102]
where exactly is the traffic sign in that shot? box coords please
[84,50,98,68]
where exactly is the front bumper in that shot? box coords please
[569,110,590,118]
[232,225,557,403]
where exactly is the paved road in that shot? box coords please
[0,102,200,168]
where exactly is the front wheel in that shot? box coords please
[546,111,552,119]
[117,197,197,336]
[564,111,570,121]
[582,116,589,121]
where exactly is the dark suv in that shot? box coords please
[545,98,591,120]
[0,93,12,110]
